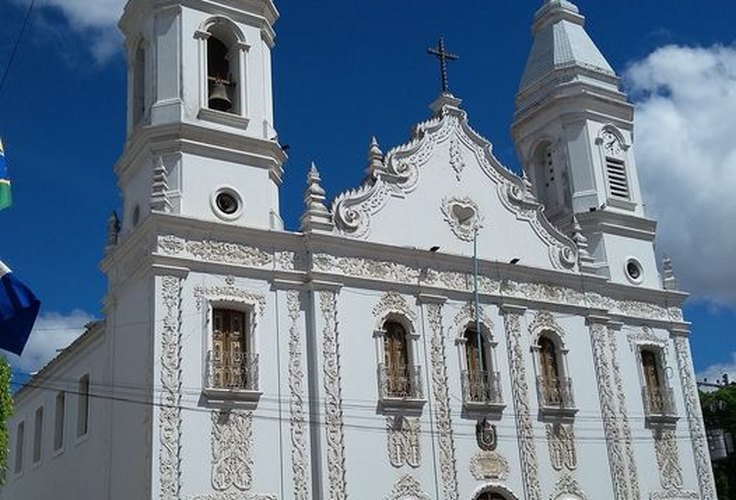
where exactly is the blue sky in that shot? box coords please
[0,0,735,382]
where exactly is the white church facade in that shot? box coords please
[1,0,717,499]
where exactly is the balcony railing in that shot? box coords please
[461,370,503,407]
[642,385,677,420]
[206,351,259,392]
[536,376,575,412]
[378,363,423,402]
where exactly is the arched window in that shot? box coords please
[533,332,575,414]
[462,326,501,406]
[477,492,509,500]
[640,348,675,420]
[132,44,146,125]
[207,36,234,112]
[383,321,411,397]
[210,308,256,390]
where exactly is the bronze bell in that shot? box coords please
[209,82,232,112]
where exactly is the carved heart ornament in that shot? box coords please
[441,196,484,242]
[452,203,476,227]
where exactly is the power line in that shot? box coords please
[0,0,36,98]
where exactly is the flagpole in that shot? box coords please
[473,226,483,377]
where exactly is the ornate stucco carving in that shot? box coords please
[608,327,640,499]
[211,409,254,492]
[453,301,493,334]
[287,290,309,500]
[649,490,699,500]
[373,291,417,325]
[673,336,717,499]
[502,308,541,500]
[191,493,276,500]
[469,451,509,481]
[589,320,628,499]
[320,291,348,500]
[159,235,272,268]
[552,474,588,500]
[385,475,432,500]
[314,254,420,285]
[427,303,459,500]
[440,196,484,242]
[627,326,669,355]
[330,104,579,270]
[159,276,183,499]
[528,310,565,341]
[386,416,421,468]
[194,279,267,317]
[653,428,683,490]
[449,137,465,181]
[547,423,577,472]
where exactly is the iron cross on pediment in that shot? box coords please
[427,37,459,94]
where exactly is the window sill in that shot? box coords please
[464,401,506,414]
[198,107,249,130]
[379,397,426,411]
[646,414,679,426]
[539,405,578,419]
[203,387,262,405]
[74,432,90,448]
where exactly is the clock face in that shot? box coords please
[601,130,623,156]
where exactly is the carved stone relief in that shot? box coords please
[589,320,629,499]
[211,409,254,492]
[320,291,348,500]
[449,136,465,181]
[190,493,276,500]
[159,235,272,268]
[387,416,421,468]
[653,427,683,491]
[607,327,640,499]
[453,301,493,334]
[159,275,183,500]
[440,196,484,242]
[627,326,669,355]
[373,291,417,324]
[547,423,577,472]
[385,474,432,500]
[193,277,267,317]
[427,303,460,500]
[469,451,509,481]
[287,290,309,500]
[314,254,420,285]
[552,474,588,500]
[528,310,565,340]
[672,335,717,499]
[502,308,541,500]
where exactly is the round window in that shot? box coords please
[211,187,244,221]
[625,259,643,283]
[215,192,239,215]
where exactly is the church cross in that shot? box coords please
[427,37,459,94]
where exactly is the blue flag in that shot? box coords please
[0,260,40,355]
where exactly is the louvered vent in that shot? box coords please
[606,158,629,199]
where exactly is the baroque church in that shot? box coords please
[1,0,717,499]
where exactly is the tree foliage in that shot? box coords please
[0,358,12,485]
[701,383,736,500]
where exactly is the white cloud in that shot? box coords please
[6,310,95,374]
[697,352,736,386]
[625,45,736,308]
[16,0,125,63]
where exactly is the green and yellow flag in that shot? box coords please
[0,139,11,210]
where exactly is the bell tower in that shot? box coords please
[116,0,285,234]
[512,0,659,288]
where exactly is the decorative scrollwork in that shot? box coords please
[387,416,421,468]
[287,290,309,500]
[211,409,253,492]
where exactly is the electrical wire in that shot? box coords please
[0,0,36,98]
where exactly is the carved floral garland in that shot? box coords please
[385,475,431,500]
[427,303,459,500]
[211,409,254,492]
[607,327,640,499]
[387,416,421,468]
[159,235,272,268]
[503,309,541,500]
[320,291,348,500]
[159,276,183,499]
[287,290,309,500]
[673,336,717,499]
[546,423,577,472]
[589,320,629,499]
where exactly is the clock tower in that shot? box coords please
[511,0,659,288]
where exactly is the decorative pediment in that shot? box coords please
[373,292,417,329]
[385,475,431,500]
[330,98,577,271]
